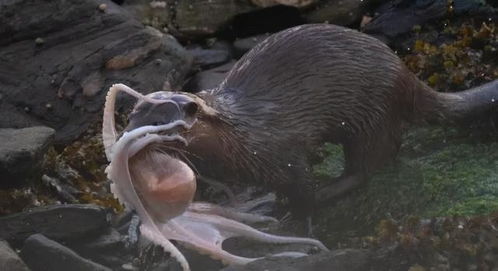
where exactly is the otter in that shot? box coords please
[123,24,498,218]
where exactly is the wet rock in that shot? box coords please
[188,48,232,70]
[124,0,258,40]
[0,126,55,188]
[0,240,30,271]
[41,175,80,204]
[452,0,492,14]
[251,0,317,8]
[183,61,235,92]
[233,34,271,58]
[362,0,492,41]
[20,234,111,271]
[362,0,447,40]
[126,1,307,40]
[166,0,256,39]
[0,204,110,246]
[71,228,131,269]
[210,40,235,57]
[0,0,192,144]
[305,0,367,26]
[221,249,370,271]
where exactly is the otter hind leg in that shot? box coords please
[316,127,402,205]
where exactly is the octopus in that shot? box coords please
[102,83,328,271]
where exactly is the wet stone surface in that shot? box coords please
[233,34,272,58]
[20,234,111,271]
[0,126,55,188]
[183,61,236,92]
[0,0,498,271]
[188,48,232,70]
[0,0,192,144]
[0,240,29,271]
[0,204,111,247]
[222,249,370,271]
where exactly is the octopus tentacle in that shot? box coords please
[160,218,255,265]
[127,133,189,158]
[188,202,278,224]
[108,125,193,271]
[102,83,168,161]
[182,211,328,250]
[159,212,326,266]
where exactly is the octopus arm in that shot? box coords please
[188,202,278,224]
[107,126,191,271]
[157,210,328,266]
[102,84,168,161]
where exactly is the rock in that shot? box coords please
[209,40,235,57]
[20,234,111,271]
[166,0,256,39]
[221,249,370,271]
[0,240,30,271]
[188,48,232,70]
[251,0,317,8]
[305,0,367,26]
[71,228,131,269]
[124,0,258,40]
[0,127,55,188]
[362,0,447,40]
[0,0,192,144]
[452,0,491,14]
[183,61,236,92]
[125,0,308,40]
[0,204,110,246]
[41,175,80,203]
[362,0,492,41]
[233,34,271,58]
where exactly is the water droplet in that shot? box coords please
[35,37,44,45]
[98,3,107,11]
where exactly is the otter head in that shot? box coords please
[102,84,219,222]
[122,90,222,168]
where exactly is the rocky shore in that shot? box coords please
[1,0,498,270]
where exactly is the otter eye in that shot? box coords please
[184,102,198,117]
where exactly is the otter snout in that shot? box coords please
[125,92,199,133]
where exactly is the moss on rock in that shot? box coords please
[313,127,498,245]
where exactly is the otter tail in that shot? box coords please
[411,79,498,125]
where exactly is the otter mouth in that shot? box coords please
[102,83,199,222]
[102,84,197,161]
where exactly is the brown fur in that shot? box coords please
[128,24,498,216]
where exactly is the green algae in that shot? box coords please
[313,127,498,245]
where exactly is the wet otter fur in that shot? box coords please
[126,24,498,217]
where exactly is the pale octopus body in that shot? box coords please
[102,84,328,271]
